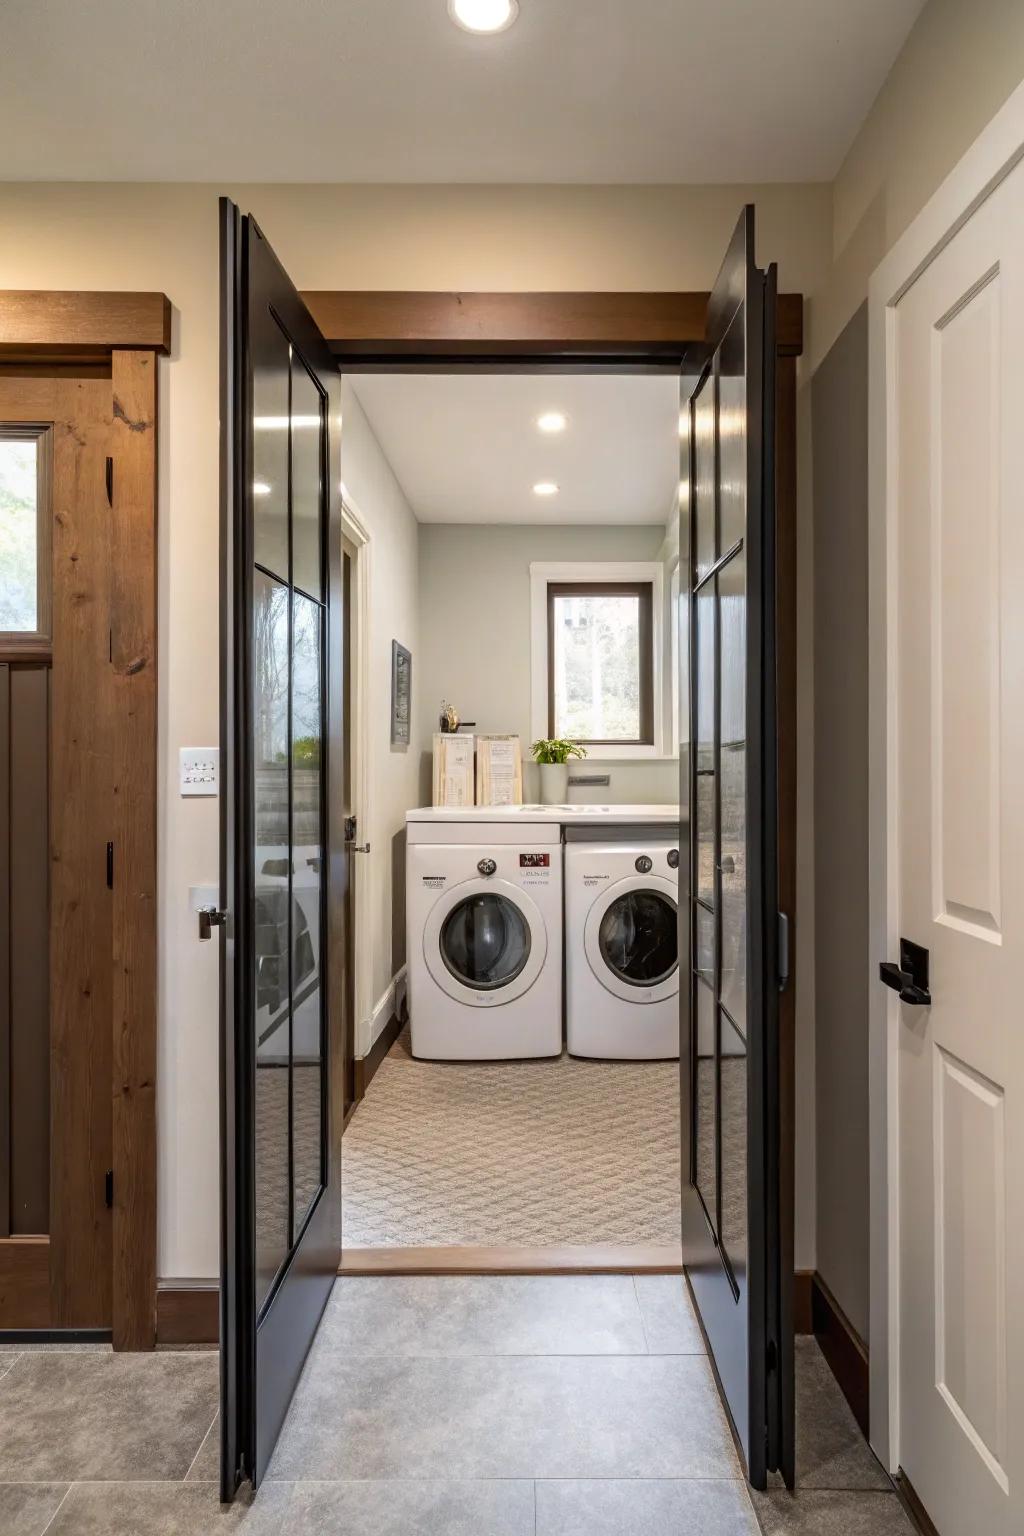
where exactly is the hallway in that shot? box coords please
[0,1275,914,1534]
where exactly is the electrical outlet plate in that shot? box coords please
[180,747,219,797]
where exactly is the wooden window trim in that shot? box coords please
[546,580,655,747]
[0,423,52,650]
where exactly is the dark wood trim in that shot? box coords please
[894,1470,942,1536]
[350,1011,403,1106]
[811,1270,869,1439]
[793,1269,814,1334]
[109,351,159,1351]
[339,1244,684,1275]
[300,290,804,361]
[0,291,171,361]
[156,1283,219,1346]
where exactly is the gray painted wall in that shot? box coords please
[416,522,677,806]
[811,304,870,1341]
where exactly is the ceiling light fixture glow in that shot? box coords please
[537,411,567,434]
[447,0,519,34]
[533,481,559,497]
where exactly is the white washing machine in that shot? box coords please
[565,836,681,1060]
[407,810,562,1060]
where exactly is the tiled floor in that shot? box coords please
[0,1277,915,1534]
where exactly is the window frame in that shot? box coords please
[530,560,666,759]
[0,423,53,649]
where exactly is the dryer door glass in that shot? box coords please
[598,890,678,986]
[441,893,532,990]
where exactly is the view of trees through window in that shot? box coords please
[0,436,38,632]
[551,587,647,742]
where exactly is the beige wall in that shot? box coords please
[416,522,676,806]
[0,179,833,1280]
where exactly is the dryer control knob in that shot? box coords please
[477,858,497,876]
[635,855,653,874]
[667,849,680,869]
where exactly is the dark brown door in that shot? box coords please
[0,379,114,1333]
[680,207,792,1488]
[219,201,345,1496]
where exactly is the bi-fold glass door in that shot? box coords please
[680,206,791,1489]
[219,199,345,1497]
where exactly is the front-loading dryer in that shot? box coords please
[407,813,562,1060]
[566,837,680,1060]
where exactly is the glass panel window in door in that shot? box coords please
[290,357,324,601]
[694,980,718,1236]
[718,549,747,1029]
[252,569,291,1310]
[441,894,531,990]
[252,316,290,583]
[599,891,677,986]
[290,592,324,1237]
[693,372,717,579]
[717,309,747,557]
[694,579,716,906]
[0,433,42,634]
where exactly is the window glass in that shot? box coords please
[0,436,39,632]
[441,894,531,990]
[551,587,649,742]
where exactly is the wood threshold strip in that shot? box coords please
[339,1245,684,1276]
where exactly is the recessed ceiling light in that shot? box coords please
[253,481,271,496]
[447,0,519,33]
[537,411,567,434]
[533,481,559,497]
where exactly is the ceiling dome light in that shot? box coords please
[447,0,519,34]
[537,411,567,434]
[533,481,559,497]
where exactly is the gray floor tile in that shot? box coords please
[47,1480,292,1534]
[0,1352,218,1482]
[288,1478,535,1535]
[795,1339,890,1490]
[537,1478,759,1534]
[633,1276,705,1354]
[0,1483,70,1536]
[269,1353,740,1481]
[752,1489,916,1534]
[319,1275,647,1356]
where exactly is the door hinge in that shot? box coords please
[105,456,114,507]
[105,1170,113,1208]
[106,841,114,889]
[777,911,789,992]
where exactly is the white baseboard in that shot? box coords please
[364,966,407,1054]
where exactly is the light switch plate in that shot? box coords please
[180,747,219,797]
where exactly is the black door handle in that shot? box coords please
[879,937,931,1005]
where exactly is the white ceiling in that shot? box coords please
[0,0,923,183]
[349,372,680,524]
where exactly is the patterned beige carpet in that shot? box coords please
[341,1029,682,1248]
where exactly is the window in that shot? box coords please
[530,561,665,757]
[547,582,653,745]
[0,425,51,643]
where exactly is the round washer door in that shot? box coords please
[584,873,678,1003]
[424,877,548,1007]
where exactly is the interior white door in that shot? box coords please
[893,159,1024,1533]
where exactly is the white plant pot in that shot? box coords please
[537,762,568,805]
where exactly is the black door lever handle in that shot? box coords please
[879,938,931,1005]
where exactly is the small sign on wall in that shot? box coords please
[180,747,219,796]
[391,640,412,748]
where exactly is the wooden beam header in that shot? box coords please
[0,291,172,360]
[301,290,803,360]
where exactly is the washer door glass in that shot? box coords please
[598,890,678,987]
[440,892,532,991]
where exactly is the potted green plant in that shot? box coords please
[530,738,587,805]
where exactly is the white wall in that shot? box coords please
[416,523,676,806]
[0,179,831,1279]
[338,380,419,1051]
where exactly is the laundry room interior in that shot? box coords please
[327,366,696,1259]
